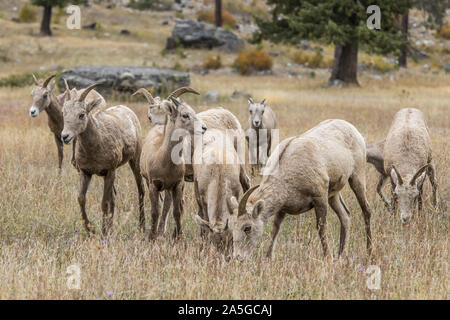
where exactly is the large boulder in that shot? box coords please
[59,65,190,95]
[166,20,244,53]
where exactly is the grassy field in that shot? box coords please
[0,2,448,299]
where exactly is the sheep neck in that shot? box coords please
[45,94,64,135]
[161,118,184,165]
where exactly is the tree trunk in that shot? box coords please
[40,5,52,36]
[215,0,222,27]
[329,42,359,86]
[398,12,408,68]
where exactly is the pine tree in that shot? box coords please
[32,0,85,36]
[253,0,412,85]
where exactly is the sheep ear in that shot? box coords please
[252,200,264,219]
[260,99,266,106]
[248,98,254,105]
[390,167,403,186]
[410,164,428,186]
[48,80,56,93]
[194,215,212,231]
[86,98,102,113]
[227,196,239,214]
[169,97,181,116]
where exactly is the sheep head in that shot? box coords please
[168,97,206,136]
[29,74,56,118]
[61,82,103,144]
[227,185,265,260]
[248,97,266,128]
[390,164,428,224]
[133,87,199,126]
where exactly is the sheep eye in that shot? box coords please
[182,114,189,119]
[79,113,85,120]
[243,225,251,234]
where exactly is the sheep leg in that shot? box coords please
[129,159,146,232]
[78,172,94,234]
[239,165,250,192]
[148,183,160,241]
[417,181,424,215]
[266,211,286,259]
[329,194,350,256]
[101,170,116,236]
[427,162,439,210]
[313,197,330,257]
[171,181,185,239]
[389,178,398,214]
[71,138,78,170]
[349,174,373,256]
[54,134,64,171]
[376,174,391,208]
[194,180,207,239]
[157,191,172,236]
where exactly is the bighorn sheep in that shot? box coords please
[227,119,373,260]
[246,98,277,168]
[133,87,203,236]
[384,108,439,224]
[366,140,391,207]
[61,83,144,236]
[137,92,207,240]
[29,74,105,169]
[193,129,242,255]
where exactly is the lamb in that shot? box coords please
[227,119,373,260]
[366,140,391,207]
[193,129,242,256]
[61,83,144,236]
[29,74,105,169]
[383,108,439,224]
[245,98,277,168]
[138,94,207,240]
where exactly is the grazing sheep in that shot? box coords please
[139,96,207,240]
[384,108,439,224]
[246,98,277,168]
[366,140,391,207]
[227,119,373,260]
[29,74,105,169]
[61,83,144,236]
[193,129,242,256]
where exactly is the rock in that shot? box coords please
[300,39,310,49]
[59,66,190,96]
[11,17,20,23]
[82,22,97,30]
[444,63,450,73]
[161,20,169,26]
[371,75,383,81]
[166,20,244,53]
[120,29,131,35]
[230,90,251,101]
[423,64,430,70]
[203,91,220,103]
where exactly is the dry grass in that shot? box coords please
[0,2,448,300]
[0,73,448,299]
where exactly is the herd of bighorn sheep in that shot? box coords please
[29,74,440,260]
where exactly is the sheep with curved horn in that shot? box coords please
[227,119,373,261]
[384,108,439,224]
[28,75,105,170]
[61,82,144,236]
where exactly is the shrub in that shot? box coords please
[437,25,450,39]
[197,9,237,28]
[372,56,396,73]
[233,49,273,75]
[18,2,37,23]
[291,49,328,68]
[0,70,62,88]
[203,54,222,70]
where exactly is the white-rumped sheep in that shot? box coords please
[227,119,373,260]
[384,108,439,223]
[61,83,144,236]
[29,74,105,169]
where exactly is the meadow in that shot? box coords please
[0,1,448,299]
